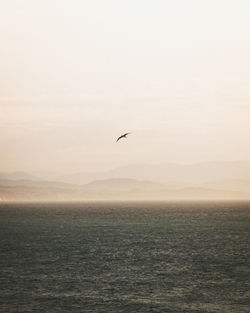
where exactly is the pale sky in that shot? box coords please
[1,0,250,173]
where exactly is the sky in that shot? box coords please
[1,0,250,173]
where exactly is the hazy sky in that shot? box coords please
[1,0,250,173]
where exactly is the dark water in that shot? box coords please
[0,202,249,313]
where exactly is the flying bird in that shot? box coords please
[116,132,131,142]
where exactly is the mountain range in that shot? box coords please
[43,160,250,185]
[0,161,250,201]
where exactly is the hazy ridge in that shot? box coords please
[0,161,250,201]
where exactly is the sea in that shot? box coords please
[0,201,249,313]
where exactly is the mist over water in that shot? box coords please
[0,202,249,312]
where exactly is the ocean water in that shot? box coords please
[0,202,249,313]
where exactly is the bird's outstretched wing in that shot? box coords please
[116,135,124,142]
[116,132,131,142]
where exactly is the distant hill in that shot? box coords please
[85,178,163,190]
[53,161,250,185]
[0,178,249,202]
[0,178,77,189]
[0,161,250,201]
[0,172,38,181]
[200,179,250,193]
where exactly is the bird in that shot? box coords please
[116,132,131,142]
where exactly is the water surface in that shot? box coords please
[0,201,249,312]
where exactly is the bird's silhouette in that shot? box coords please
[116,132,131,142]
